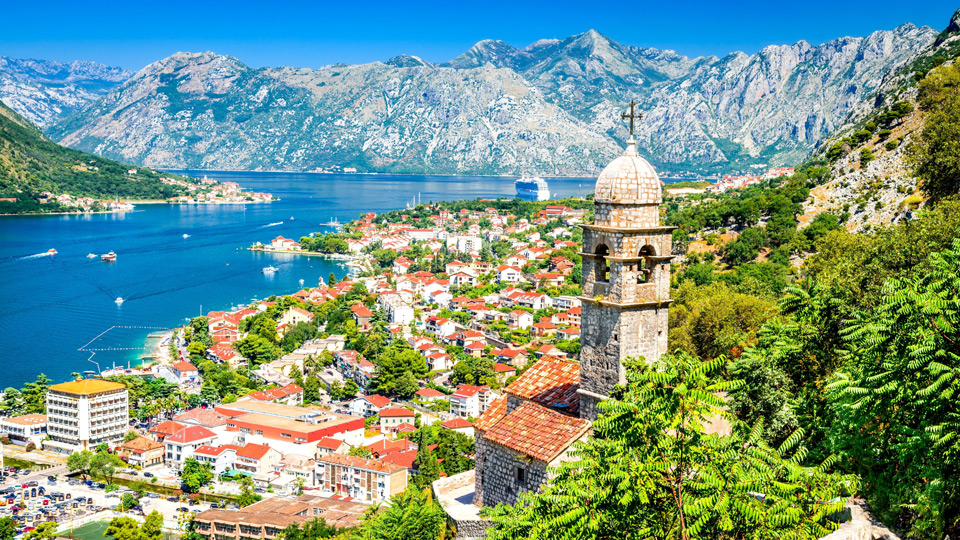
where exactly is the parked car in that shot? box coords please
[143,472,154,478]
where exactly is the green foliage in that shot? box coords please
[859,148,874,165]
[280,518,347,540]
[449,356,497,388]
[105,512,163,540]
[181,457,214,493]
[237,476,262,507]
[359,488,446,540]
[411,447,441,489]
[370,343,428,397]
[906,63,960,200]
[483,352,853,540]
[23,523,56,540]
[827,239,960,538]
[0,102,195,213]
[0,517,16,540]
[669,281,777,360]
[723,227,766,266]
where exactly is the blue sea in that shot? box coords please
[0,172,608,388]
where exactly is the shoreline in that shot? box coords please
[1,199,274,216]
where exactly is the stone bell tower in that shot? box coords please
[578,102,674,422]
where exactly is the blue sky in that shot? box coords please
[3,0,957,70]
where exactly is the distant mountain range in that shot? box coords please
[0,19,948,175]
[0,57,131,127]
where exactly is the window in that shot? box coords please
[254,430,263,436]
[595,244,610,283]
[516,467,526,483]
[282,433,292,438]
[638,245,655,283]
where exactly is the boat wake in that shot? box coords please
[20,252,55,260]
[259,221,284,228]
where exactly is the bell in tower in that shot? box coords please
[577,101,675,422]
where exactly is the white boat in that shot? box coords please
[515,175,550,201]
[182,234,190,239]
[101,251,117,262]
[115,297,124,305]
[87,253,97,258]
[262,266,278,274]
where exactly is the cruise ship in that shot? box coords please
[515,175,550,201]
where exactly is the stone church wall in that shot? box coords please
[474,434,549,508]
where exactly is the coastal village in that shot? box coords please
[0,143,624,537]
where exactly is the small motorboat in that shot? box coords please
[115,297,124,305]
[46,249,58,255]
[182,234,190,239]
[101,251,117,262]
[262,266,278,274]
[87,253,97,258]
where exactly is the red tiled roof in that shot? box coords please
[415,388,445,398]
[493,363,516,373]
[151,420,186,437]
[165,425,216,444]
[395,423,417,433]
[441,418,473,430]
[380,449,418,469]
[316,437,345,450]
[505,358,580,413]
[474,397,507,432]
[318,453,404,473]
[379,407,415,418]
[237,443,272,459]
[172,361,198,372]
[351,304,374,318]
[364,438,413,458]
[363,395,391,409]
[482,401,590,462]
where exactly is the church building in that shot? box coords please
[471,103,674,508]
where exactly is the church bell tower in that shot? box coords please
[578,102,674,422]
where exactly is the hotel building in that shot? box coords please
[45,379,128,452]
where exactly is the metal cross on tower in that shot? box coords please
[621,100,642,136]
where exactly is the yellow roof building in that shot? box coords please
[48,379,126,396]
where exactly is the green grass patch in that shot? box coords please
[60,520,111,540]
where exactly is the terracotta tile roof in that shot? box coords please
[165,425,217,444]
[317,453,405,474]
[493,363,516,373]
[364,438,414,458]
[415,388,445,398]
[395,423,417,433]
[121,436,163,453]
[172,361,198,372]
[505,358,580,414]
[474,397,507,432]
[379,407,415,418]
[316,437,346,450]
[483,401,590,462]
[363,395,391,409]
[237,443,272,459]
[380,448,418,469]
[441,418,473,430]
[151,420,186,437]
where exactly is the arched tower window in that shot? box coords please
[595,244,610,283]
[637,245,655,283]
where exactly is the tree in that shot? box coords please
[370,345,428,396]
[412,447,440,489]
[23,522,56,540]
[90,450,124,484]
[906,63,960,200]
[67,450,94,480]
[124,431,139,443]
[359,488,446,540]
[483,352,853,540]
[181,458,214,493]
[827,239,960,539]
[141,511,164,540]
[281,518,344,540]
[106,516,143,540]
[0,517,16,540]
[120,492,140,511]
[237,476,262,507]
[394,371,419,399]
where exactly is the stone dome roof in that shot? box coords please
[594,138,661,205]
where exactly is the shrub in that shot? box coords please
[878,128,893,139]
[860,148,874,165]
[885,140,899,151]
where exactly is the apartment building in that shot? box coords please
[45,379,128,453]
[315,454,407,503]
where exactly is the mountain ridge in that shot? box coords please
[25,22,944,175]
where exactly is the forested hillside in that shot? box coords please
[0,100,190,214]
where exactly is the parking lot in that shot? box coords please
[0,465,244,537]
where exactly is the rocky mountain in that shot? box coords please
[800,9,960,232]
[46,24,939,175]
[0,57,132,127]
